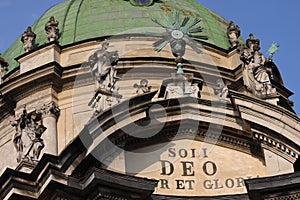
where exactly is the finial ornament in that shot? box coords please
[267,42,280,60]
[45,16,59,42]
[152,10,208,73]
[21,26,36,52]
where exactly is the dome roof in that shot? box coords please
[2,0,231,72]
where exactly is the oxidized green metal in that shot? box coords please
[2,0,231,73]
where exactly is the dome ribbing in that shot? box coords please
[2,0,230,72]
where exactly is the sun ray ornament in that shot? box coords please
[152,10,208,73]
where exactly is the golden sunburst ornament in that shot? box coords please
[152,10,208,73]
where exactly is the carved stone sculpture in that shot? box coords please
[21,26,36,52]
[39,101,60,118]
[160,73,202,99]
[240,34,276,97]
[213,79,229,99]
[245,33,259,52]
[89,89,122,115]
[88,40,120,91]
[166,82,201,99]
[88,40,122,115]
[45,16,59,42]
[11,105,46,163]
[133,79,152,94]
[0,55,8,84]
[227,21,240,47]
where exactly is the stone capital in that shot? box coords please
[39,101,60,119]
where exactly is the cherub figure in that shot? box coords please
[133,79,152,94]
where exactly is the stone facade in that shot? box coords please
[0,1,299,199]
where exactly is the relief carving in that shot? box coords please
[133,79,152,95]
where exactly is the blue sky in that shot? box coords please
[198,0,300,115]
[0,0,299,115]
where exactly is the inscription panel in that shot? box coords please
[130,140,266,196]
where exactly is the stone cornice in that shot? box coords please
[0,137,157,200]
[83,94,264,165]
[230,90,300,144]
[0,62,63,101]
[85,95,240,155]
[230,90,299,121]
[245,172,300,200]
[254,132,299,163]
[117,124,263,160]
[0,165,157,200]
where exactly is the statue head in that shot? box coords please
[140,79,148,87]
[101,40,109,50]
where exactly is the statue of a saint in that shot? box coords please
[245,33,259,52]
[11,106,47,163]
[87,40,122,116]
[89,40,119,91]
[240,34,276,97]
[227,21,240,47]
[213,79,229,99]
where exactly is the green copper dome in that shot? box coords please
[2,0,231,72]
